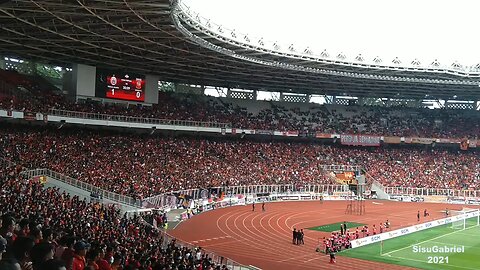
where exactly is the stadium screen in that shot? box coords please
[95,69,145,102]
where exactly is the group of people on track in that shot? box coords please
[251,201,266,212]
[292,228,305,245]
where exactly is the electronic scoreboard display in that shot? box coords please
[95,69,145,102]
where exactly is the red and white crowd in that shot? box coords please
[1,69,480,137]
[0,164,231,270]
[1,124,479,199]
[1,69,480,269]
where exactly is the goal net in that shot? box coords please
[450,208,480,230]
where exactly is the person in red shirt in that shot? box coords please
[86,248,100,270]
[72,241,89,270]
[96,246,112,270]
[60,237,76,270]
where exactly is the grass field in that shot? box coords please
[340,217,480,270]
[307,221,366,232]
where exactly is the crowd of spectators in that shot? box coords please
[0,125,336,199]
[0,163,231,270]
[1,69,480,138]
[2,70,480,269]
[1,125,480,200]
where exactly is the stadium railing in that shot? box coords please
[48,108,231,128]
[142,184,350,209]
[385,186,480,198]
[20,168,140,207]
[7,163,256,269]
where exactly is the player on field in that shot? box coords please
[292,228,297,244]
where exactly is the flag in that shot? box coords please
[460,139,469,150]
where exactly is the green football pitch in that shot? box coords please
[340,217,480,270]
[307,221,366,232]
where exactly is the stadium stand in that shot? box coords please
[0,161,231,270]
[2,1,480,269]
[1,124,479,200]
[1,70,480,138]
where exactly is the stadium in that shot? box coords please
[1,0,480,270]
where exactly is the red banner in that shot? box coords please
[340,134,381,146]
[460,139,469,151]
[23,112,36,121]
[315,132,332,139]
[281,131,299,137]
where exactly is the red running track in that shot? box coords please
[170,200,469,270]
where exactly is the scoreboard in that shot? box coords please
[95,69,145,102]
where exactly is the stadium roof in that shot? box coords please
[1,0,480,100]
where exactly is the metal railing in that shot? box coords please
[385,186,480,198]
[320,164,361,172]
[143,184,349,209]
[20,168,140,207]
[48,108,231,128]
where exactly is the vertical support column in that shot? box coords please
[29,61,37,75]
[145,74,159,104]
[0,56,6,70]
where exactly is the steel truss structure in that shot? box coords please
[1,0,480,100]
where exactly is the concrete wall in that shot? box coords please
[44,176,139,213]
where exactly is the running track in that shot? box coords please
[170,200,469,270]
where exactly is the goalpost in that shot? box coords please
[450,208,480,230]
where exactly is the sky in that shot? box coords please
[183,0,480,68]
